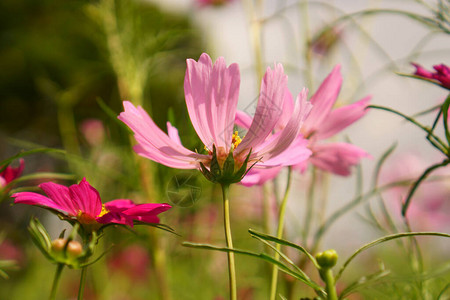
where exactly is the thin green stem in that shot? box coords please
[269,168,292,300]
[49,264,64,300]
[300,0,313,89]
[320,268,338,300]
[77,266,87,300]
[302,168,316,245]
[221,184,236,300]
[402,159,450,216]
[369,105,449,154]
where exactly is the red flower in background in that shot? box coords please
[412,63,450,90]
[0,159,24,189]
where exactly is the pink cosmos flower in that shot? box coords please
[80,119,105,147]
[412,63,450,90]
[380,153,450,231]
[12,178,171,230]
[118,53,312,184]
[0,159,24,189]
[239,65,371,186]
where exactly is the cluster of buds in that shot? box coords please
[28,218,98,268]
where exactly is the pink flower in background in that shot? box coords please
[12,178,171,230]
[119,53,312,184]
[80,119,105,147]
[0,159,24,189]
[107,244,150,282]
[381,154,450,231]
[412,63,450,90]
[239,65,370,186]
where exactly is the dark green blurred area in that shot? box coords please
[0,0,203,150]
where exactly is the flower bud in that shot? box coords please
[315,249,338,269]
[51,238,83,259]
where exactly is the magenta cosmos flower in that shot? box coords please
[12,178,171,230]
[239,65,371,186]
[119,53,312,184]
[0,159,24,189]
[412,63,450,90]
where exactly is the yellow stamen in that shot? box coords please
[97,204,109,218]
[231,131,242,150]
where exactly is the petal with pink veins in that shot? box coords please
[12,192,69,213]
[184,53,240,151]
[315,96,371,140]
[119,101,208,169]
[302,65,342,134]
[69,178,102,217]
[251,89,312,163]
[236,63,288,154]
[167,122,183,145]
[39,182,78,216]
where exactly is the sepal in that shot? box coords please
[199,146,253,185]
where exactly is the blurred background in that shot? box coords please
[0,0,449,299]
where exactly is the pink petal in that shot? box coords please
[236,63,288,154]
[39,182,78,216]
[69,178,102,217]
[302,65,342,134]
[412,63,433,78]
[124,202,171,215]
[252,89,312,163]
[256,135,312,167]
[275,87,295,130]
[235,110,252,129]
[105,199,135,212]
[240,166,282,187]
[184,53,240,152]
[135,215,161,223]
[315,96,371,139]
[119,101,208,169]
[309,142,370,176]
[97,212,134,227]
[167,122,182,145]
[12,191,69,213]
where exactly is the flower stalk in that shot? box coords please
[221,184,237,300]
[316,249,339,300]
[78,266,87,300]
[49,263,64,300]
[269,167,292,300]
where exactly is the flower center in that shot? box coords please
[97,205,109,218]
[203,131,243,155]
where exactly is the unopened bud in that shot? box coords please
[51,238,83,259]
[315,249,338,269]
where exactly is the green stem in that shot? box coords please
[402,159,450,216]
[269,168,292,300]
[320,268,338,300]
[149,229,172,300]
[221,184,237,300]
[77,266,87,300]
[49,263,64,300]
[300,0,313,89]
[368,105,449,154]
[302,168,316,245]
